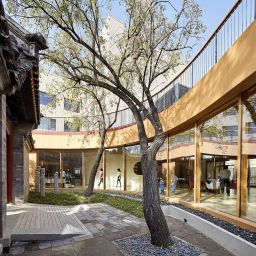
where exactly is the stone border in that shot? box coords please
[162,205,256,256]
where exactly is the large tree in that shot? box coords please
[9,0,204,247]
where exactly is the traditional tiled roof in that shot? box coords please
[0,0,47,126]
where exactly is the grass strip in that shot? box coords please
[28,191,144,218]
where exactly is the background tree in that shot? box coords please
[8,0,204,247]
[41,76,120,196]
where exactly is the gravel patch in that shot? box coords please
[115,234,204,256]
[102,191,256,245]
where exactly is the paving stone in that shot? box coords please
[9,246,25,255]
[73,236,123,256]
[5,203,234,256]
[51,244,76,256]
[51,239,65,248]
[19,248,52,256]
[38,242,51,250]
[95,223,105,230]
[110,228,119,233]
[73,234,94,242]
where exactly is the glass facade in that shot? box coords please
[34,92,256,224]
[242,91,256,222]
[38,150,60,187]
[38,150,83,188]
[82,150,103,188]
[156,138,168,195]
[168,128,195,201]
[200,105,238,216]
[125,145,143,192]
[63,152,82,187]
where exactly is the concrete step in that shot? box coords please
[8,204,91,242]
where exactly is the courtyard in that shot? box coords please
[1,0,256,255]
[4,199,233,256]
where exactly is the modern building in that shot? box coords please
[30,0,256,232]
[0,0,47,249]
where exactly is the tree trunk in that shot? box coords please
[141,139,173,247]
[84,131,106,196]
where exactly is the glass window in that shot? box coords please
[222,125,238,138]
[40,91,55,106]
[169,128,195,202]
[83,150,103,188]
[63,152,82,187]
[125,145,143,192]
[245,122,256,136]
[156,138,168,195]
[223,106,238,116]
[105,148,124,189]
[200,105,238,216]
[38,118,56,131]
[38,150,60,188]
[242,91,256,222]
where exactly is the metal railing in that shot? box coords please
[37,0,256,133]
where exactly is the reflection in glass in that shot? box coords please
[63,152,82,187]
[82,150,103,188]
[169,128,195,201]
[242,92,256,222]
[200,105,238,216]
[156,138,168,195]
[125,145,143,192]
[105,148,124,189]
[38,150,60,188]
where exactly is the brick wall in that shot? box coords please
[13,124,33,202]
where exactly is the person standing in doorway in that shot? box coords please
[219,167,231,196]
[98,168,104,187]
[116,168,121,187]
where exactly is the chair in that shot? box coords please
[205,179,220,192]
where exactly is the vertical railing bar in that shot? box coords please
[254,0,256,19]
[242,0,244,32]
[245,0,247,26]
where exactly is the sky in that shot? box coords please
[107,0,238,51]
[5,0,238,49]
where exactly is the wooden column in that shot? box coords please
[241,155,248,216]
[123,147,127,191]
[236,97,243,217]
[103,150,106,190]
[82,151,86,188]
[166,136,170,197]
[60,151,63,187]
[194,123,201,203]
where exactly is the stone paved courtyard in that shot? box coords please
[4,203,234,256]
